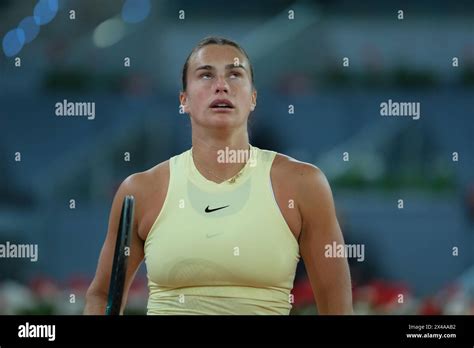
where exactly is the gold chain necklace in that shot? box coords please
[191,146,250,184]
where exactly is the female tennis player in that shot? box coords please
[84,36,353,315]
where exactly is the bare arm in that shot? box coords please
[297,164,353,314]
[84,175,145,315]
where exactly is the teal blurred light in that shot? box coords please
[2,29,25,57]
[33,0,58,26]
[18,16,41,43]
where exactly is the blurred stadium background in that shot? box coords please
[0,0,473,315]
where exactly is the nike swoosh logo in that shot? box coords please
[204,205,230,213]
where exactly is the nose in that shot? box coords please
[214,75,229,94]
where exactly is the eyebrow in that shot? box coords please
[195,64,247,72]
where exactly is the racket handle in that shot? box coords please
[105,195,135,315]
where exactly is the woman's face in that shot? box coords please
[180,44,257,130]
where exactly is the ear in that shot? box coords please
[179,91,189,113]
[250,89,257,111]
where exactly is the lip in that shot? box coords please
[209,99,235,109]
[210,107,234,113]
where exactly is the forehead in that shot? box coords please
[189,44,249,69]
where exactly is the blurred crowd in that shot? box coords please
[1,271,473,315]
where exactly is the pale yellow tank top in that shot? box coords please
[144,144,300,315]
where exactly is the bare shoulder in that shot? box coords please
[115,160,170,219]
[116,160,170,240]
[120,160,170,195]
[273,153,327,186]
[140,160,170,186]
[273,153,336,231]
[272,153,333,205]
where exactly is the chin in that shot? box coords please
[208,118,240,129]
[201,112,246,129]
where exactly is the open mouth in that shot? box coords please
[210,99,235,110]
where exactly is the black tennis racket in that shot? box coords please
[105,195,135,315]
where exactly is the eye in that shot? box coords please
[229,71,242,79]
[200,73,212,79]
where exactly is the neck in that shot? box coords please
[191,126,250,184]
